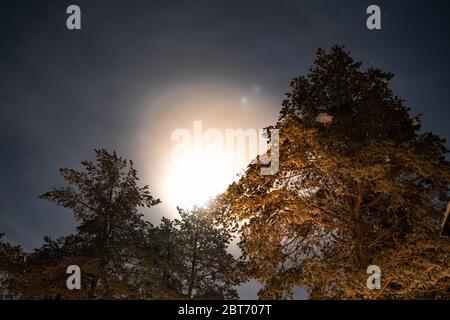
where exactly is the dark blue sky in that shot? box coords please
[1,0,449,298]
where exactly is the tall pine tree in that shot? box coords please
[214,46,450,299]
[37,149,161,299]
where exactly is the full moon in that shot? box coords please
[135,81,278,213]
[165,147,239,210]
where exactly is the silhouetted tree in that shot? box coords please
[134,217,185,299]
[213,46,450,299]
[175,207,244,299]
[37,149,161,299]
[136,208,245,299]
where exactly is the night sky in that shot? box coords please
[1,0,449,299]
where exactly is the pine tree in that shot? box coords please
[136,209,245,300]
[36,149,161,299]
[175,207,244,299]
[213,46,450,299]
[136,218,185,299]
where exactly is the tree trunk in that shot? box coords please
[88,276,99,299]
[187,232,199,298]
[353,191,367,267]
